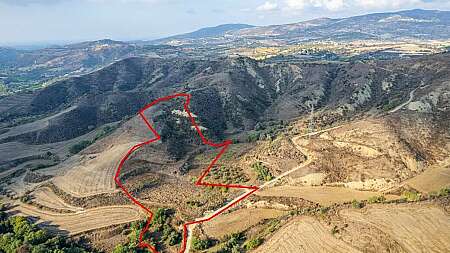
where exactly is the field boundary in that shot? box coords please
[114,93,258,253]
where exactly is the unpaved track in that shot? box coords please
[388,87,417,114]
[254,216,361,253]
[10,203,142,235]
[185,132,319,252]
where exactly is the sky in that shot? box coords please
[1,0,450,46]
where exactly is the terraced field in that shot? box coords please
[254,216,360,253]
[53,142,137,197]
[202,208,287,238]
[9,203,143,235]
[31,187,83,212]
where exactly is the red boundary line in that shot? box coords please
[114,93,259,253]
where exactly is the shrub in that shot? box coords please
[439,187,450,197]
[351,199,364,209]
[367,195,386,204]
[247,132,259,143]
[69,140,92,154]
[167,231,181,246]
[251,162,273,181]
[191,237,211,251]
[244,237,263,250]
[402,190,421,202]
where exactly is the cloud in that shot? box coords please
[285,0,306,10]
[283,0,450,12]
[285,0,344,11]
[257,1,278,11]
[354,0,422,9]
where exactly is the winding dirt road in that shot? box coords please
[184,134,317,252]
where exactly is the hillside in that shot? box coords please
[159,9,450,45]
[0,50,449,253]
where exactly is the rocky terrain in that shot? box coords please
[0,47,448,252]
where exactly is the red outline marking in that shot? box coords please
[114,93,259,253]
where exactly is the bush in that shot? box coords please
[439,187,450,197]
[247,132,260,143]
[69,140,92,154]
[244,237,263,250]
[217,233,244,253]
[367,195,385,204]
[351,199,364,209]
[402,190,421,202]
[251,162,273,181]
[191,237,211,251]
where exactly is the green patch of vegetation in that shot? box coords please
[431,187,450,198]
[69,140,92,154]
[191,236,212,251]
[0,204,92,252]
[246,132,260,143]
[367,195,386,204]
[244,237,263,250]
[251,162,273,181]
[265,219,281,234]
[208,165,249,184]
[402,190,421,202]
[382,99,400,111]
[114,208,182,252]
[351,199,364,209]
[151,208,182,246]
[20,195,31,203]
[439,187,450,196]
[215,233,245,253]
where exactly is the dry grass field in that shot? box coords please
[402,157,450,193]
[255,185,399,206]
[9,203,143,235]
[340,204,450,252]
[254,216,361,253]
[202,208,287,238]
[31,187,84,212]
[53,142,136,197]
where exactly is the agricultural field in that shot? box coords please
[202,208,287,238]
[253,216,360,253]
[8,203,143,235]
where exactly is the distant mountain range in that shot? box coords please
[155,9,450,45]
[152,24,255,43]
[1,9,449,93]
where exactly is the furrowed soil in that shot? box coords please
[202,208,287,238]
[9,203,143,235]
